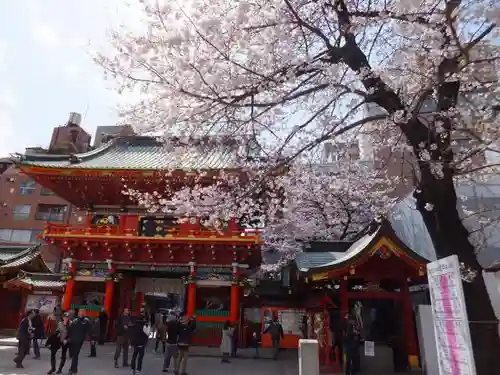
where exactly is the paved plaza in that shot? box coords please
[0,342,298,375]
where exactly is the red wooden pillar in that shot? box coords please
[124,277,135,310]
[186,262,197,318]
[136,292,145,313]
[339,278,349,318]
[103,266,116,315]
[401,279,419,368]
[230,263,240,323]
[62,263,76,311]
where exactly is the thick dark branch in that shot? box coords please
[349,10,433,25]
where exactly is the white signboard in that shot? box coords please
[364,340,375,357]
[427,255,476,375]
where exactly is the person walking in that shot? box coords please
[264,317,284,360]
[67,309,91,375]
[220,321,233,363]
[344,314,361,375]
[174,315,196,375]
[114,308,132,368]
[162,314,179,373]
[155,316,167,354]
[130,313,151,374]
[98,308,108,345]
[45,312,70,374]
[32,309,45,359]
[251,329,261,359]
[14,310,35,369]
[89,317,100,357]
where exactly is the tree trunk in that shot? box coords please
[415,171,500,374]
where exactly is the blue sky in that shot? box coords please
[0,0,126,157]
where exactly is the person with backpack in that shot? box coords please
[130,313,151,374]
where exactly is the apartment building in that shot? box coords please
[0,113,132,270]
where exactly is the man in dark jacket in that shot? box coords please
[344,314,360,375]
[14,310,35,368]
[114,308,132,368]
[32,309,44,359]
[130,314,150,374]
[67,309,91,375]
[264,318,284,360]
[162,314,180,372]
[98,308,108,345]
[174,315,196,375]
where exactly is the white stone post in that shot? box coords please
[299,339,319,375]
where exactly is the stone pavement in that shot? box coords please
[0,342,299,375]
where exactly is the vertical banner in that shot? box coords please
[427,255,476,375]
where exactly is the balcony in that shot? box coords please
[42,222,261,244]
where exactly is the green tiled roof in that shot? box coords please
[295,252,345,271]
[0,245,37,262]
[9,272,65,290]
[0,245,51,273]
[18,136,243,170]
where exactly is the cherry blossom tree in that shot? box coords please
[97,0,500,370]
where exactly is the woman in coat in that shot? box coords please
[220,321,233,363]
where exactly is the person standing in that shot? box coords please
[32,309,44,359]
[344,314,360,375]
[98,308,108,345]
[67,309,91,375]
[220,321,233,363]
[53,313,71,374]
[264,317,284,360]
[14,310,35,369]
[174,315,196,375]
[114,308,132,368]
[230,323,238,357]
[130,313,151,374]
[162,314,179,373]
[88,317,100,357]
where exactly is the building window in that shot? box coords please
[13,205,31,220]
[30,230,43,244]
[0,229,33,243]
[19,180,37,195]
[40,187,56,196]
[35,204,66,222]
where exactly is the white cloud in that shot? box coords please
[63,63,82,79]
[31,22,60,48]
[0,88,17,108]
[0,40,8,68]
[0,109,15,156]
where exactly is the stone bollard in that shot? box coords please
[299,339,319,375]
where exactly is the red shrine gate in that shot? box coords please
[18,135,262,345]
